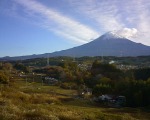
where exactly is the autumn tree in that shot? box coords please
[0,71,9,84]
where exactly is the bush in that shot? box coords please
[0,71,9,84]
[60,82,77,89]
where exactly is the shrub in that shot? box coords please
[0,71,9,84]
[60,82,77,89]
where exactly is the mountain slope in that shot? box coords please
[50,32,150,57]
[1,32,150,60]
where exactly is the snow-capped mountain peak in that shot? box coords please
[102,31,126,40]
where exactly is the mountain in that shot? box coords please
[49,31,150,57]
[1,32,150,60]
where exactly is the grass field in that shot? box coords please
[0,78,150,120]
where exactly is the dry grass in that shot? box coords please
[0,80,150,120]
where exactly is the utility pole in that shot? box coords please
[47,54,49,66]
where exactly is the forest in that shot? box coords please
[0,56,150,119]
[1,56,150,108]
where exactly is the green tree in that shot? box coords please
[134,68,150,80]
[93,84,111,95]
[14,63,29,73]
[91,62,123,80]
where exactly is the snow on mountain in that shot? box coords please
[1,31,150,60]
[102,31,126,40]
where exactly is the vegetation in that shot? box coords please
[0,79,149,120]
[0,56,150,119]
[0,71,9,84]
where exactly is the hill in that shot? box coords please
[1,31,150,60]
[50,31,150,57]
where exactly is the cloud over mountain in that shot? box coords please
[1,31,150,60]
[0,0,150,57]
[115,28,138,39]
[67,0,150,45]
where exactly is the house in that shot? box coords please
[115,96,126,107]
[97,94,126,107]
[99,94,114,101]
[98,94,116,103]
[43,77,58,85]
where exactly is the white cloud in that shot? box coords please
[123,0,150,45]
[13,0,99,44]
[67,0,125,32]
[6,0,150,46]
[67,0,150,46]
[116,28,138,39]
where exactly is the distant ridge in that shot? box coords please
[1,32,150,60]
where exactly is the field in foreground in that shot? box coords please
[0,79,150,120]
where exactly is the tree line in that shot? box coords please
[0,60,150,108]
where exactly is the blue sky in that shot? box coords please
[0,0,150,57]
